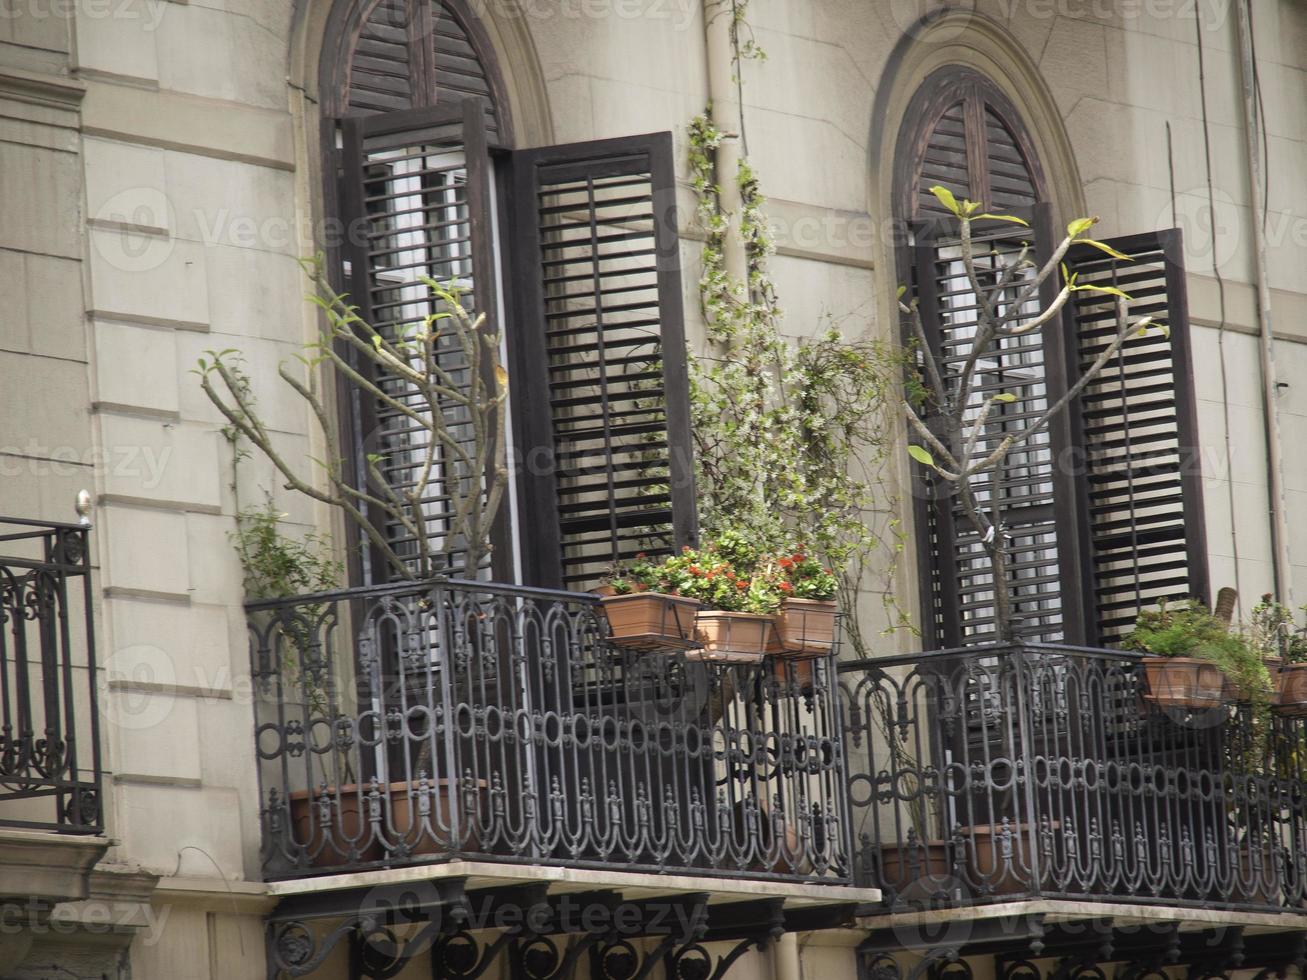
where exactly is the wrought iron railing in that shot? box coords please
[0,518,102,833]
[840,643,1307,911]
[249,578,851,882]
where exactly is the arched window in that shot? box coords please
[894,67,1208,648]
[319,0,696,590]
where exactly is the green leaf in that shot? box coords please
[992,392,1017,403]
[907,445,935,466]
[973,213,1029,227]
[1067,216,1099,238]
[929,185,962,217]
[1072,282,1133,301]
[1080,238,1133,261]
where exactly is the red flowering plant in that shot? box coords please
[769,549,838,602]
[600,532,781,614]
[663,543,781,614]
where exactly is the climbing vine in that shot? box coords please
[686,112,913,640]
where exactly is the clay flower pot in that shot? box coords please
[287,780,487,867]
[878,840,953,905]
[600,593,700,650]
[1141,656,1230,708]
[775,598,837,654]
[286,784,384,867]
[958,821,1057,896]
[1276,663,1307,715]
[693,611,773,663]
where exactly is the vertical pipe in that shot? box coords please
[1233,0,1293,603]
[772,932,801,980]
[704,0,748,285]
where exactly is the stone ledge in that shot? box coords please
[0,829,108,905]
[859,897,1307,935]
[0,65,85,112]
[268,860,880,909]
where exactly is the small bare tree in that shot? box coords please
[198,260,509,581]
[902,187,1166,641]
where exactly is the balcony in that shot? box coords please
[840,643,1307,913]
[0,518,102,836]
[248,578,851,885]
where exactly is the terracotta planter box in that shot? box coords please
[287,784,383,867]
[1227,842,1280,906]
[1141,656,1230,709]
[770,654,819,688]
[775,598,837,654]
[878,840,952,904]
[1276,663,1307,715]
[600,593,700,650]
[287,779,485,866]
[383,778,483,858]
[960,821,1055,896]
[693,611,773,664]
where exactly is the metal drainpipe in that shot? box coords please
[704,0,748,285]
[1233,0,1293,603]
[772,933,801,980]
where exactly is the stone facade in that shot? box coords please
[2,0,1306,977]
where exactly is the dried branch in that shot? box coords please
[196,259,509,582]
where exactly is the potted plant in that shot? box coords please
[1249,594,1307,714]
[202,276,511,868]
[770,550,839,654]
[1122,599,1272,710]
[597,553,701,650]
[677,545,780,664]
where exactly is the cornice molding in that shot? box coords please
[0,65,86,111]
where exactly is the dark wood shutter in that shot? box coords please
[347,0,503,141]
[339,99,504,582]
[509,132,697,590]
[1062,229,1208,644]
[901,68,1045,222]
[913,204,1088,648]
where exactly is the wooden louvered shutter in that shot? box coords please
[346,0,504,142]
[339,98,505,582]
[1062,229,1208,644]
[509,132,697,591]
[901,68,1045,223]
[913,204,1089,648]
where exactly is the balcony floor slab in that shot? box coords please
[859,898,1307,936]
[266,860,880,909]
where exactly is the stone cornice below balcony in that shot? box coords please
[0,829,108,905]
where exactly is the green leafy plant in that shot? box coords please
[602,532,782,614]
[232,496,349,785]
[1122,599,1273,703]
[1249,594,1307,664]
[231,497,341,602]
